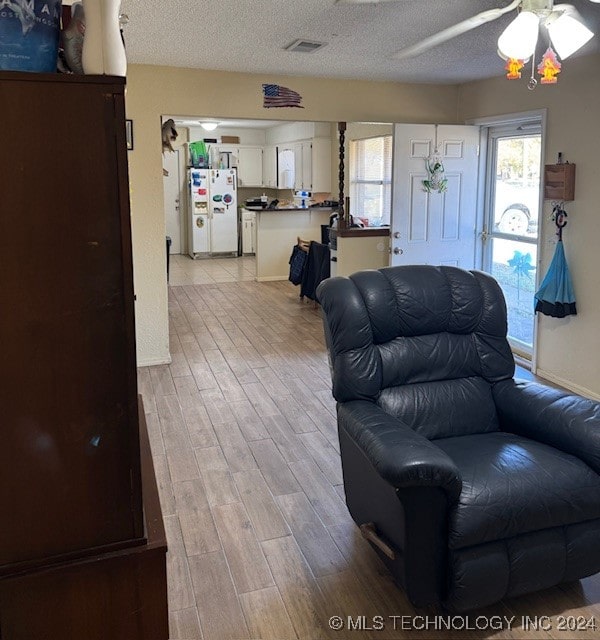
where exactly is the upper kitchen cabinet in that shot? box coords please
[294,138,332,193]
[238,147,263,187]
[263,145,277,188]
[293,143,304,190]
[278,147,295,189]
[215,144,239,169]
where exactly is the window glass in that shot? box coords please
[350,136,392,226]
[483,127,542,356]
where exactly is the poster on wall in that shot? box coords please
[262,84,304,108]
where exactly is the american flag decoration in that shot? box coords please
[262,84,304,109]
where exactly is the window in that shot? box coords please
[349,136,392,226]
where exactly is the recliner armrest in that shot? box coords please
[337,401,462,503]
[493,379,600,474]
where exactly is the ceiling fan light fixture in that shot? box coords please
[498,11,540,60]
[547,13,594,59]
[200,122,219,131]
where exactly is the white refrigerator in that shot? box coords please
[188,168,238,258]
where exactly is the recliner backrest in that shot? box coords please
[318,265,515,440]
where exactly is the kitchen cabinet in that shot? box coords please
[242,209,257,254]
[216,144,239,168]
[278,146,295,189]
[238,146,263,187]
[293,143,304,190]
[302,141,312,190]
[310,137,332,193]
[0,71,167,638]
[293,138,332,193]
[263,145,277,188]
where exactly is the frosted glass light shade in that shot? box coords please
[548,14,594,59]
[498,11,540,60]
[201,122,218,131]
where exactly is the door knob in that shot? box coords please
[393,247,403,255]
[393,231,401,239]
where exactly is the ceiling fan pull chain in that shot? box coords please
[528,47,538,90]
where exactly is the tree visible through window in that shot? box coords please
[350,136,392,226]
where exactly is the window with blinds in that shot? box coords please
[349,135,392,226]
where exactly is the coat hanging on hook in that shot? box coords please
[534,204,577,318]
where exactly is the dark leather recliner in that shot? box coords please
[317,265,600,612]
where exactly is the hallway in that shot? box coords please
[168,255,256,286]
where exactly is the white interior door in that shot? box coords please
[163,150,183,254]
[391,124,480,268]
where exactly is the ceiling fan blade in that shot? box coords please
[335,1,402,4]
[393,0,522,59]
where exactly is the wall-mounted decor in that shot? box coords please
[126,119,134,150]
[161,118,179,153]
[422,124,447,194]
[262,84,304,108]
[544,162,576,200]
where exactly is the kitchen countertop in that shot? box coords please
[330,226,390,237]
[244,206,335,212]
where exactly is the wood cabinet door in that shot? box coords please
[0,73,143,571]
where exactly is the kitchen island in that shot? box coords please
[329,227,390,277]
[245,207,334,281]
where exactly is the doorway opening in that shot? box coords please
[482,122,543,359]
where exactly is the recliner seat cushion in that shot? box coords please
[435,432,600,549]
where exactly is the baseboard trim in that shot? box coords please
[137,355,172,368]
[513,354,532,370]
[256,276,287,282]
[535,369,600,401]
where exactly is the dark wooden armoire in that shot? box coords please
[0,71,167,639]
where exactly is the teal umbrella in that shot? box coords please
[534,206,577,318]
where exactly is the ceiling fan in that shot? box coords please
[336,0,598,61]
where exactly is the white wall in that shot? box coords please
[266,122,331,145]
[188,127,267,145]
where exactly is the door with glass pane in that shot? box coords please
[483,125,542,356]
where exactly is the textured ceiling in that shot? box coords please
[120,0,600,84]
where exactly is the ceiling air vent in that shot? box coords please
[285,39,327,54]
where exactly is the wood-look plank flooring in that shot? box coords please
[140,256,600,640]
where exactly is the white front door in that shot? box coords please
[163,150,183,254]
[391,124,480,268]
